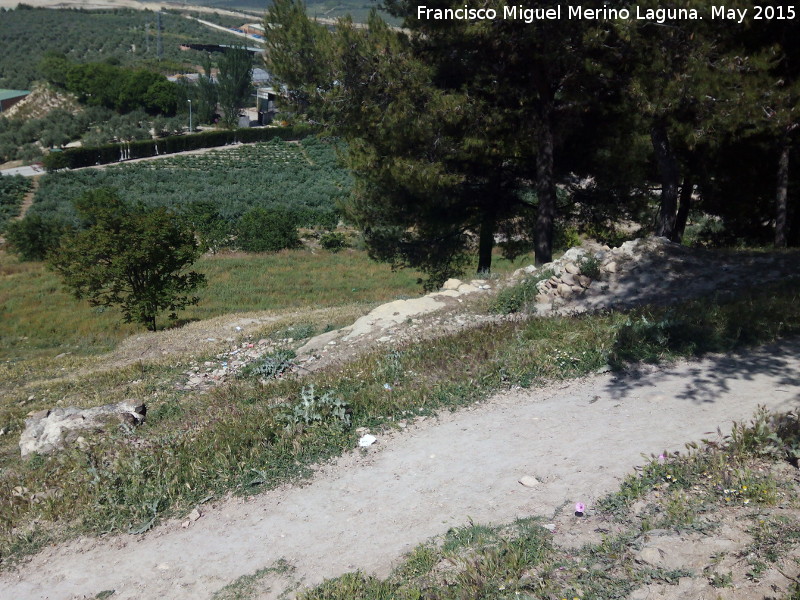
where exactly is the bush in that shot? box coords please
[578,255,602,280]
[235,207,300,252]
[182,201,231,254]
[42,150,69,172]
[4,214,69,261]
[319,231,348,252]
[276,385,351,433]
[491,270,554,314]
[239,349,296,380]
[553,223,582,251]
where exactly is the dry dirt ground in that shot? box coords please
[1,339,799,599]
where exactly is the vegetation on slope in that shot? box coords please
[0,175,30,232]
[1,275,799,567]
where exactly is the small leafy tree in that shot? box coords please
[183,200,231,254]
[48,189,206,331]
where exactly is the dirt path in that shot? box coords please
[2,339,799,599]
[15,176,39,221]
[0,176,40,246]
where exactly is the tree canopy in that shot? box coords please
[265,1,799,285]
[47,189,206,331]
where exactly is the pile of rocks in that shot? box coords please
[512,235,800,316]
[179,336,297,391]
[508,242,617,310]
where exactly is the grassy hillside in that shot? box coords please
[0,247,424,361]
[1,267,799,568]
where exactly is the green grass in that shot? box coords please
[0,248,424,360]
[1,277,800,568]
[0,246,536,361]
[211,558,296,600]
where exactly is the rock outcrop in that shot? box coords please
[19,401,146,457]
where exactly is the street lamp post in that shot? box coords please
[187,99,193,133]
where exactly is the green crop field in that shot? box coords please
[0,7,248,89]
[30,137,351,228]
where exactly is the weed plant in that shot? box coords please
[490,269,554,314]
[238,349,296,380]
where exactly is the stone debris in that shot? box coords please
[20,401,146,456]
[178,337,292,392]
[518,475,541,488]
[524,236,800,317]
[172,235,800,391]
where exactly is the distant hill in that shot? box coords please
[0,7,246,90]
[192,0,398,25]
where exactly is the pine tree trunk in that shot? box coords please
[675,176,693,243]
[775,137,790,248]
[651,120,680,240]
[477,206,496,274]
[534,111,556,265]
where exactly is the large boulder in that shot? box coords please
[19,400,146,457]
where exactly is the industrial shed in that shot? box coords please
[0,89,30,112]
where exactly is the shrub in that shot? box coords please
[42,150,69,172]
[239,349,296,380]
[319,231,348,252]
[182,201,231,254]
[4,214,69,261]
[276,385,351,433]
[578,255,602,280]
[553,223,581,251]
[491,270,553,314]
[235,207,300,252]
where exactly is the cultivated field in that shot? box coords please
[0,6,245,90]
[30,138,351,227]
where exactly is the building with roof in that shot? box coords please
[0,89,30,113]
[241,23,265,36]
